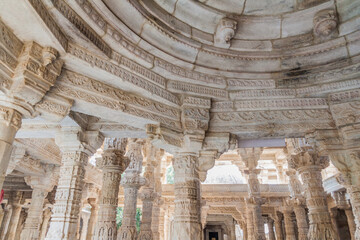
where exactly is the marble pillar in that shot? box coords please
[171,153,202,240]
[0,107,22,191]
[118,139,146,240]
[80,211,90,240]
[329,209,340,238]
[5,191,24,240]
[274,214,284,240]
[281,208,296,240]
[20,169,58,240]
[94,138,129,240]
[15,208,27,240]
[289,149,338,240]
[0,204,12,239]
[39,208,52,240]
[45,129,103,240]
[293,204,309,240]
[0,208,3,236]
[138,190,157,240]
[86,199,98,240]
[267,218,276,240]
[345,209,356,240]
[246,207,254,240]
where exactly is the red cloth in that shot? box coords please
[0,189,4,203]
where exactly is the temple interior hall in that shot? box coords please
[0,0,359,239]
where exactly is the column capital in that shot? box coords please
[331,190,351,210]
[139,188,158,202]
[24,165,58,192]
[288,147,329,172]
[238,147,263,170]
[1,39,63,117]
[121,173,147,189]
[55,128,104,156]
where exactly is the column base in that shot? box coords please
[172,221,201,240]
[308,223,339,240]
[118,226,137,240]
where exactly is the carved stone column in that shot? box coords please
[172,153,202,240]
[289,148,338,240]
[280,208,296,240]
[80,211,90,240]
[0,204,12,239]
[285,169,309,240]
[138,190,157,240]
[274,213,284,240]
[138,142,160,240]
[246,206,254,240]
[94,138,129,240]
[0,107,21,191]
[5,191,24,240]
[151,148,164,240]
[45,128,103,240]
[293,203,308,240]
[239,148,265,240]
[329,209,340,238]
[39,208,52,240]
[345,209,356,240]
[267,218,276,240]
[20,167,58,240]
[118,139,146,240]
[0,207,4,232]
[86,198,98,240]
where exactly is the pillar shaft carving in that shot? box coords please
[139,143,161,240]
[0,106,22,191]
[344,209,356,240]
[94,138,129,240]
[267,218,276,240]
[5,191,24,240]
[138,191,157,240]
[118,139,146,240]
[172,153,201,240]
[39,208,52,240]
[86,199,98,240]
[289,148,338,240]
[293,204,309,240]
[20,168,58,240]
[0,205,12,239]
[45,129,103,240]
[281,208,296,240]
[274,215,284,240]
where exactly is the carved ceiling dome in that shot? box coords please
[0,0,359,140]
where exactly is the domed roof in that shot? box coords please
[204,162,245,184]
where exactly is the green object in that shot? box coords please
[166,165,174,184]
[116,207,142,232]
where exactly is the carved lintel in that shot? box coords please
[35,92,73,122]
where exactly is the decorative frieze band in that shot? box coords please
[54,70,182,130]
[168,81,228,99]
[234,98,328,111]
[28,0,68,51]
[67,43,180,105]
